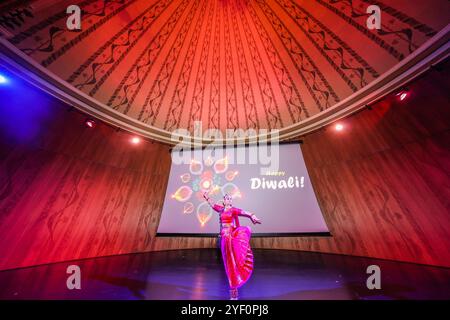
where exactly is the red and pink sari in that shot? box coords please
[213,204,254,289]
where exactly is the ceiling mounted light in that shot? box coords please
[85,119,96,128]
[131,136,141,145]
[335,123,344,131]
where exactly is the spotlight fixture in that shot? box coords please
[0,74,8,84]
[335,123,344,131]
[84,119,96,128]
[395,88,409,101]
[131,136,141,145]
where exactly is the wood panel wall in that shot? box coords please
[0,85,175,270]
[250,66,450,267]
[0,66,449,271]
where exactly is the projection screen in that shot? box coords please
[156,143,330,236]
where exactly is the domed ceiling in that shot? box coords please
[0,0,449,143]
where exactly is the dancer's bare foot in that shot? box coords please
[229,288,239,300]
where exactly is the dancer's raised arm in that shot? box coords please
[202,191,216,208]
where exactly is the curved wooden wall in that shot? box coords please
[0,65,449,270]
[253,66,450,267]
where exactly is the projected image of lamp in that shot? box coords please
[225,171,239,181]
[190,159,203,175]
[183,202,194,214]
[157,144,330,236]
[180,173,191,183]
[222,183,242,199]
[171,186,193,202]
[214,157,228,174]
[200,178,212,191]
[196,202,213,227]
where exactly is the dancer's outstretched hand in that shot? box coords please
[251,215,261,224]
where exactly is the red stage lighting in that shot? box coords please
[335,123,344,131]
[395,88,409,101]
[85,119,96,128]
[131,136,141,145]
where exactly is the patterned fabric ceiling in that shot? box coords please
[1,0,449,134]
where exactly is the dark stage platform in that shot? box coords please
[0,249,449,300]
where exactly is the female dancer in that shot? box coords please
[203,192,261,300]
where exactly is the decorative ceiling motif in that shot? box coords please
[0,0,449,141]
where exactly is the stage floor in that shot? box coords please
[0,249,449,300]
